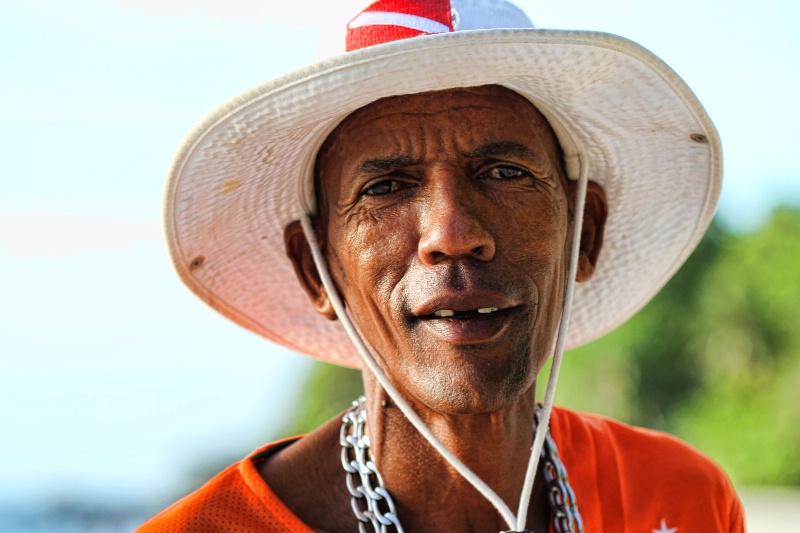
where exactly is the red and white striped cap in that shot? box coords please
[346,0,533,51]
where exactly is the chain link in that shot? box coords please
[536,409,584,533]
[341,397,583,533]
[340,397,404,533]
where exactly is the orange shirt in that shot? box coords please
[138,406,744,532]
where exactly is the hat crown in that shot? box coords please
[346,0,534,51]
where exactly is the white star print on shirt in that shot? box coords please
[652,518,678,533]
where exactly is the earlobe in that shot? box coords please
[575,181,608,282]
[284,220,338,320]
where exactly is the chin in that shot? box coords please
[409,346,538,415]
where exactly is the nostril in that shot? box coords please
[418,213,496,264]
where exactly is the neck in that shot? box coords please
[361,375,550,533]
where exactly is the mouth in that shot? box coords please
[428,307,500,318]
[418,306,515,323]
[412,299,519,345]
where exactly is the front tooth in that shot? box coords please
[434,309,455,317]
[477,307,499,314]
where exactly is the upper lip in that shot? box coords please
[411,289,518,317]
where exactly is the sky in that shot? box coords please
[1,0,799,507]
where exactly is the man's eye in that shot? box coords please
[486,165,527,180]
[363,180,399,196]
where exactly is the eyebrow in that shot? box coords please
[463,141,539,161]
[353,141,540,176]
[356,155,417,175]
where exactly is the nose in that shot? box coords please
[418,176,496,265]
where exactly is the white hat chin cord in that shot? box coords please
[515,152,588,530]
[298,153,588,532]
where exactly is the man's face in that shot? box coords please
[315,86,574,415]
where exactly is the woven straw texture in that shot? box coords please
[164,29,721,368]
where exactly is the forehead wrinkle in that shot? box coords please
[343,99,509,133]
[347,121,432,173]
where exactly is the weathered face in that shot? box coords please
[310,86,578,414]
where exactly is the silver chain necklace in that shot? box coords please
[340,396,584,533]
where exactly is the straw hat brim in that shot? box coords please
[164,29,721,368]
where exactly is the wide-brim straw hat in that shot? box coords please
[163,0,721,368]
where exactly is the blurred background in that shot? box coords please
[1,0,798,531]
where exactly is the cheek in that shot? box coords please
[329,209,418,312]
[327,214,422,363]
[500,193,569,268]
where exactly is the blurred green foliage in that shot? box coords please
[278,207,800,486]
[279,358,365,438]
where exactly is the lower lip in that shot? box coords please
[418,311,512,345]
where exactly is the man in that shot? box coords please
[141,0,744,531]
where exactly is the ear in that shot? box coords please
[284,220,338,320]
[575,181,608,282]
